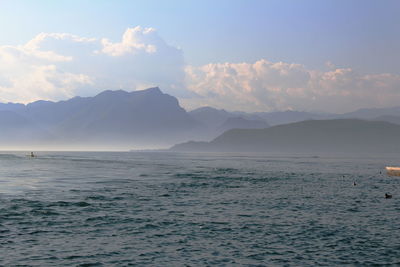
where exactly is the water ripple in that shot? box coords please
[0,152,399,265]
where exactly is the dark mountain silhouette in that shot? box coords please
[171,119,400,153]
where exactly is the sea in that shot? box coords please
[0,151,399,266]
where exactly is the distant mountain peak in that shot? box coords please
[95,89,130,98]
[190,106,227,113]
[94,87,163,99]
[143,87,162,94]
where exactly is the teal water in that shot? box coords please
[0,152,399,266]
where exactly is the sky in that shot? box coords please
[0,0,399,113]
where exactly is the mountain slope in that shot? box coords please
[217,117,269,133]
[340,106,400,119]
[55,88,197,135]
[171,119,400,153]
[189,107,236,129]
[188,106,269,139]
[0,87,200,148]
[255,110,332,126]
[371,115,400,125]
[0,110,51,143]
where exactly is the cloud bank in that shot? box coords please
[0,26,399,113]
[183,60,400,113]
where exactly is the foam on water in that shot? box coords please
[0,151,399,265]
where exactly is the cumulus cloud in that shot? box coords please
[0,26,399,113]
[182,59,400,113]
[0,26,184,103]
[101,27,158,56]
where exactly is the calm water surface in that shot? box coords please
[0,151,399,266]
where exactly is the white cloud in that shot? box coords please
[0,43,93,102]
[0,26,184,103]
[182,59,400,113]
[0,27,399,113]
[100,26,158,56]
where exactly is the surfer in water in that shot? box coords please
[30,152,35,157]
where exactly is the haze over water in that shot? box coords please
[1,151,399,265]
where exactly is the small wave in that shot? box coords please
[29,209,60,216]
[49,201,91,207]
[77,263,104,267]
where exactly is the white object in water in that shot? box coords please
[386,166,400,176]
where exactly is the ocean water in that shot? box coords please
[0,151,399,266]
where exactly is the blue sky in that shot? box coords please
[0,0,399,112]
[1,0,399,72]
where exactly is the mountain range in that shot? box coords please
[0,88,199,149]
[1,87,400,150]
[190,106,400,127]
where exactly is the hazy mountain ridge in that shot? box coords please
[254,110,332,126]
[171,119,400,153]
[0,88,200,149]
[0,88,274,149]
[217,117,269,133]
[2,87,400,150]
[188,107,270,139]
[340,106,400,119]
[189,105,400,126]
